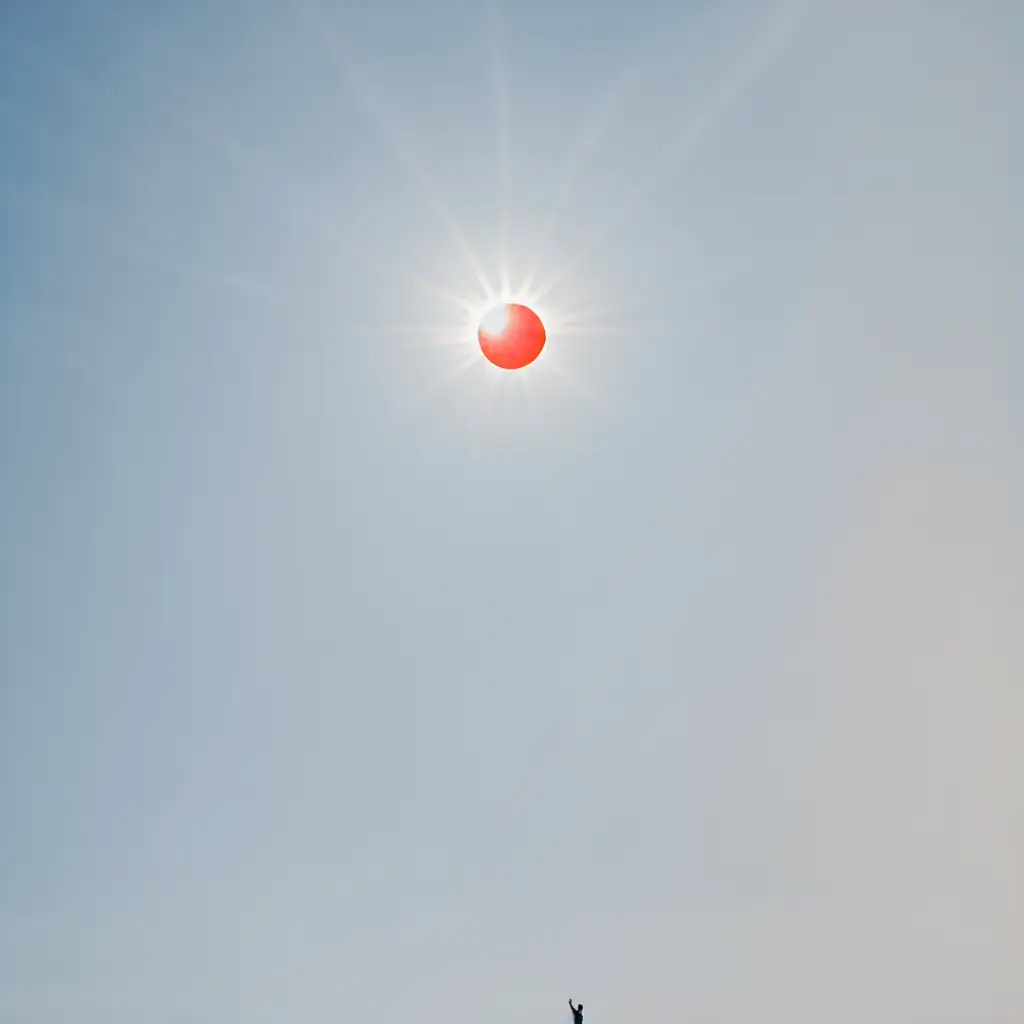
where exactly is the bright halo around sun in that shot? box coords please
[477,302,546,370]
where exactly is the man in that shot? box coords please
[568,998,584,1024]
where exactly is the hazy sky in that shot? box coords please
[1,1,1021,1021]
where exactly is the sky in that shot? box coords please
[1,0,1022,1021]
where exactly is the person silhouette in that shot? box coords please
[568,999,584,1024]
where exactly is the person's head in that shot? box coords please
[579,1006,583,1012]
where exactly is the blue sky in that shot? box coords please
[1,1,1022,1021]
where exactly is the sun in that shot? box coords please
[476,301,546,370]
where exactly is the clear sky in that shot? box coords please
[1,1,1021,1021]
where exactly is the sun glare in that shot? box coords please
[479,305,511,336]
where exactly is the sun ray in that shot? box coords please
[405,271,487,316]
[304,0,495,293]
[387,352,483,422]
[514,355,540,421]
[520,56,649,296]
[485,0,513,299]
[3,26,374,315]
[532,0,810,305]
[35,181,313,312]
[556,324,637,338]
[517,5,744,297]
[464,358,511,463]
[541,354,618,420]
[350,323,470,342]
[544,301,637,326]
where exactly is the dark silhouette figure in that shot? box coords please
[569,999,584,1024]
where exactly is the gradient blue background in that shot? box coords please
[2,1,1022,1021]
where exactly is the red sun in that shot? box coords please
[478,303,546,370]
